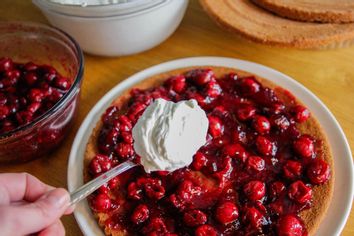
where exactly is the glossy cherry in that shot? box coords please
[91,193,111,212]
[215,201,239,224]
[293,135,314,158]
[243,180,266,201]
[277,214,306,236]
[307,159,330,185]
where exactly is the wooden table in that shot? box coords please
[0,0,353,235]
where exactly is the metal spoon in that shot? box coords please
[69,161,136,206]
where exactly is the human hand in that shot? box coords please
[0,173,73,236]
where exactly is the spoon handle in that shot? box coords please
[70,161,136,206]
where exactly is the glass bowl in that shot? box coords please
[0,21,84,163]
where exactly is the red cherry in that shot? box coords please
[53,76,71,90]
[212,135,230,148]
[270,102,285,115]
[253,115,271,134]
[205,81,222,98]
[120,131,133,144]
[183,209,207,227]
[127,182,143,200]
[98,184,109,194]
[28,88,44,102]
[128,102,146,121]
[105,129,119,146]
[185,68,215,86]
[165,75,186,93]
[288,181,312,204]
[283,160,303,180]
[215,202,239,224]
[307,159,330,185]
[293,135,314,158]
[243,207,264,229]
[292,105,310,123]
[191,151,208,171]
[108,177,119,189]
[27,102,41,114]
[176,180,201,201]
[213,157,233,184]
[188,92,207,108]
[24,72,38,86]
[41,65,57,81]
[24,62,38,71]
[243,180,266,201]
[144,179,165,200]
[89,154,112,175]
[223,143,248,162]
[115,115,132,132]
[240,77,260,95]
[115,143,134,160]
[246,156,265,172]
[169,193,185,211]
[256,136,276,156]
[236,104,256,121]
[277,214,305,236]
[131,204,150,224]
[207,115,224,138]
[47,89,63,103]
[6,69,21,80]
[195,225,217,236]
[0,105,10,120]
[0,58,13,72]
[91,193,111,212]
[102,106,119,125]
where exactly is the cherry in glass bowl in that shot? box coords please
[0,21,84,163]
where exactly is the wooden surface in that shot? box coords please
[0,0,353,235]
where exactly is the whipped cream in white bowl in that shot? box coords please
[132,98,208,173]
[32,0,189,56]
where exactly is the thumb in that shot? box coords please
[0,188,70,236]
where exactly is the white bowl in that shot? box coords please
[33,0,188,56]
[68,57,353,236]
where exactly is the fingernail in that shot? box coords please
[44,189,69,209]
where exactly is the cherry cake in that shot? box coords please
[84,67,333,236]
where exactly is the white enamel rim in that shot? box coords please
[68,57,353,236]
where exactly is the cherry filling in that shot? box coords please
[0,57,71,134]
[88,69,331,235]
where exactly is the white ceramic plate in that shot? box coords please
[68,57,353,236]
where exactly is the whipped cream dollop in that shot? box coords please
[132,98,208,173]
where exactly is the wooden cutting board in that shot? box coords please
[252,0,354,23]
[199,0,354,49]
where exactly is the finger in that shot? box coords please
[0,188,70,235]
[0,173,53,204]
[64,204,75,215]
[38,220,65,236]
